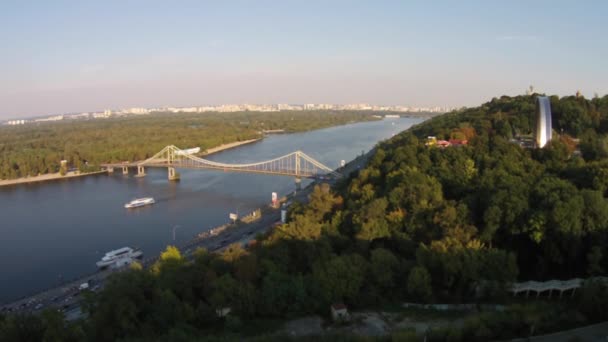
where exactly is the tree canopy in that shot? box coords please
[0,110,380,180]
[4,94,608,340]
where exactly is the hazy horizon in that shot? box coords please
[1,1,607,119]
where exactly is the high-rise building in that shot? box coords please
[536,96,552,148]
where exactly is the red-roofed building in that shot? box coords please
[436,140,451,148]
[448,139,468,146]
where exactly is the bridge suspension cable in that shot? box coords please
[131,145,341,178]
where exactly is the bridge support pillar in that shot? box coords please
[136,165,146,177]
[168,167,180,181]
[294,177,302,190]
[122,166,129,175]
[107,167,114,173]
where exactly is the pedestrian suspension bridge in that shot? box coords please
[102,145,341,183]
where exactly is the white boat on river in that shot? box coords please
[124,197,155,209]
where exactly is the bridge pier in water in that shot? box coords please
[136,165,146,177]
[168,167,180,181]
[103,145,339,182]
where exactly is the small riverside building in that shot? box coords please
[331,303,349,322]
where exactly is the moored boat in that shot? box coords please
[96,247,143,268]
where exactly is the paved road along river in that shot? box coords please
[0,117,423,303]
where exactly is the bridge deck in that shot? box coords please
[103,163,328,178]
[100,145,341,179]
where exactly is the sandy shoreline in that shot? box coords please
[0,170,107,187]
[201,138,260,155]
[0,138,262,187]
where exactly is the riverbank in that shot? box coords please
[0,118,422,303]
[0,170,106,187]
[0,139,262,187]
[201,138,261,155]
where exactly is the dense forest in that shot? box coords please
[0,111,379,180]
[3,94,608,341]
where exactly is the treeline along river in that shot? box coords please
[0,118,422,302]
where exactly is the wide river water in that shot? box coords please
[0,118,422,302]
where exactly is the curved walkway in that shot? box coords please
[510,276,608,298]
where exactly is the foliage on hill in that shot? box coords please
[399,94,608,279]
[0,111,379,180]
[3,94,608,340]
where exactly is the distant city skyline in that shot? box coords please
[3,102,453,124]
[1,1,607,119]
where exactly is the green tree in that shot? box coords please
[407,266,432,302]
[276,214,323,241]
[86,269,160,341]
[369,248,400,292]
[259,271,311,316]
[313,254,367,304]
[578,280,608,321]
[354,198,390,241]
[152,245,184,275]
[587,246,604,276]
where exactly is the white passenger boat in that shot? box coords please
[96,247,143,268]
[124,197,155,209]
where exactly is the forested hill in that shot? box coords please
[3,95,608,340]
[358,93,608,281]
[0,111,380,180]
[412,94,608,139]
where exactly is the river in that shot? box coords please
[0,117,423,302]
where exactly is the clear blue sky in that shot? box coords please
[1,1,606,118]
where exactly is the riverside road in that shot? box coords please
[0,151,370,318]
[0,118,419,310]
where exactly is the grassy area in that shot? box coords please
[378,304,472,322]
[394,308,471,323]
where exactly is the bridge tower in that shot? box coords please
[103,145,339,182]
[168,147,173,164]
[294,151,302,190]
[166,146,180,180]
